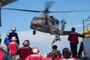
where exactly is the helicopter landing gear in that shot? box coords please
[33,30,36,35]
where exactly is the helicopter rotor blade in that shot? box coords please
[2,8,43,13]
[2,8,90,13]
[48,10,90,13]
[45,1,55,12]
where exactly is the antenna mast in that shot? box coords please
[83,16,90,31]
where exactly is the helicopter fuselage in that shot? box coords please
[30,15,60,35]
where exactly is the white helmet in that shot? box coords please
[11,27,16,31]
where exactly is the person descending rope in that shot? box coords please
[52,35,60,44]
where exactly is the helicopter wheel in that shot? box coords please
[33,30,36,35]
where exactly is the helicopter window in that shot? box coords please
[36,18,38,20]
[37,17,40,20]
[33,17,38,20]
[33,17,36,20]
[52,21,55,25]
[55,19,59,24]
[41,18,44,20]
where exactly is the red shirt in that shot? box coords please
[25,54,44,60]
[8,41,18,55]
[68,32,79,44]
[17,47,32,60]
[0,51,4,60]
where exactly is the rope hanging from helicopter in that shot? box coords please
[60,13,66,30]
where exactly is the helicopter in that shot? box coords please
[1,1,72,36]
[1,1,90,36]
[2,1,90,44]
[30,14,69,35]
